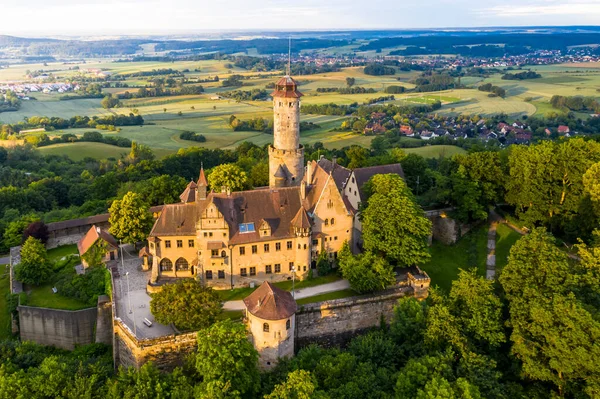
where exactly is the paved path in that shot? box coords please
[0,256,9,265]
[223,279,351,311]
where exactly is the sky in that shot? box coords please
[2,0,600,37]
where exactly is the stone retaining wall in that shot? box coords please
[295,286,414,349]
[18,305,97,350]
[113,320,197,371]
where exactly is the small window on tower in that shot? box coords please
[289,102,293,108]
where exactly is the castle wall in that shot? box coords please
[113,320,197,371]
[268,146,305,187]
[273,98,300,151]
[18,305,97,350]
[295,287,414,349]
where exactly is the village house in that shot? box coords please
[142,74,404,290]
[77,225,119,268]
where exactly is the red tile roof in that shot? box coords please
[198,167,208,186]
[243,282,297,320]
[180,181,197,203]
[77,225,118,256]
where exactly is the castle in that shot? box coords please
[141,74,404,290]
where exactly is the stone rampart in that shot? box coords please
[113,320,197,371]
[18,305,97,350]
[295,286,413,349]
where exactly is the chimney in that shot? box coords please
[332,156,337,165]
[226,187,231,196]
[221,186,227,194]
[306,161,312,186]
[300,180,307,200]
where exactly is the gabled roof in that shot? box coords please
[77,225,118,256]
[274,164,288,178]
[291,207,311,229]
[352,163,405,199]
[243,282,297,320]
[180,180,197,203]
[149,203,198,237]
[317,157,351,191]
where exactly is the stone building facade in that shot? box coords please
[142,74,405,290]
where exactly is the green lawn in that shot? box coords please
[217,310,244,321]
[39,142,129,161]
[217,274,342,302]
[404,145,467,159]
[495,224,523,272]
[24,283,92,310]
[47,244,79,262]
[420,224,489,292]
[0,266,12,340]
[296,289,357,305]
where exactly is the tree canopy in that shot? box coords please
[108,192,153,246]
[15,236,52,285]
[207,163,249,192]
[150,280,222,331]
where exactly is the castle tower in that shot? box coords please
[291,207,311,280]
[243,282,297,369]
[196,164,208,201]
[269,75,304,188]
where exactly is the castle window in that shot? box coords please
[289,262,294,271]
[298,244,301,249]
[312,239,318,245]
[211,249,219,257]
[240,268,247,277]
[218,270,225,279]
[206,270,213,280]
[239,246,245,256]
[150,243,154,249]
[264,243,270,253]
[165,240,171,248]
[188,240,194,248]
[250,267,256,276]
[204,232,207,237]
[160,258,173,271]
[177,240,183,248]
[275,264,281,273]
[175,258,188,271]
[221,250,227,258]
[286,319,290,330]
[239,222,255,233]
[275,242,281,251]
[334,236,338,241]
[289,102,293,108]
[304,244,307,249]
[252,245,258,254]
[263,323,270,332]
[265,265,272,274]
[303,266,307,271]
[324,219,329,226]
[209,232,213,237]
[331,218,335,225]
[327,200,333,209]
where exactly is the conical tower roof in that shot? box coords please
[179,180,197,203]
[243,282,297,320]
[198,165,208,186]
[291,207,311,229]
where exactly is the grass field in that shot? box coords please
[5,60,600,159]
[420,224,489,292]
[25,283,92,310]
[0,266,12,340]
[47,244,79,262]
[38,142,129,160]
[404,145,467,158]
[495,224,523,272]
[217,274,342,302]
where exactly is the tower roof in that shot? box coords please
[179,180,197,203]
[198,166,208,186]
[243,282,297,320]
[271,75,303,98]
[291,207,311,229]
[274,164,288,179]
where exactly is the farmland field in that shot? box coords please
[3,59,600,159]
[38,142,129,160]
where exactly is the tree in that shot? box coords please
[128,141,154,163]
[108,192,153,247]
[265,370,323,399]
[583,161,600,203]
[208,163,249,192]
[22,221,49,244]
[195,320,260,398]
[337,243,395,293]
[150,280,222,331]
[3,215,38,248]
[100,94,120,109]
[361,174,432,266]
[15,237,52,285]
[346,77,355,87]
[500,228,600,396]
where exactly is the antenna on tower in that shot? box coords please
[287,36,291,76]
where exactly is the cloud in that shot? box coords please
[479,1,600,17]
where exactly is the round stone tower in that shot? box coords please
[243,282,297,369]
[269,75,304,188]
